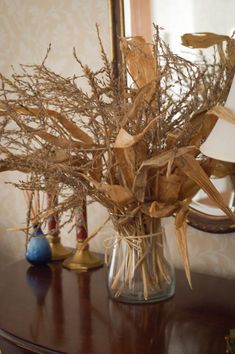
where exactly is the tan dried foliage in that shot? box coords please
[157,174,182,204]
[181,32,231,49]
[188,112,218,148]
[209,105,235,124]
[120,37,157,87]
[0,26,235,289]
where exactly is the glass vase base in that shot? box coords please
[109,281,175,304]
[107,227,175,304]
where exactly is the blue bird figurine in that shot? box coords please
[25,225,52,265]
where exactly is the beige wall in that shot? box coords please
[164,218,235,279]
[0,0,235,279]
[0,0,112,265]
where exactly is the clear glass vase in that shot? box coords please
[107,228,175,304]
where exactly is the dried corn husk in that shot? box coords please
[11,118,86,149]
[209,105,235,124]
[175,218,192,288]
[115,147,135,189]
[181,32,230,49]
[174,201,192,287]
[175,153,235,219]
[90,151,103,182]
[133,146,197,202]
[47,149,69,163]
[125,81,157,124]
[227,39,235,68]
[80,174,134,205]
[1,104,94,145]
[157,174,182,204]
[188,112,218,148]
[114,118,157,148]
[120,36,156,87]
[145,201,178,218]
[211,160,235,178]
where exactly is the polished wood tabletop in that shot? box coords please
[0,259,234,354]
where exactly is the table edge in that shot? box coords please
[0,329,65,354]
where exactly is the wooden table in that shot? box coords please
[0,259,234,354]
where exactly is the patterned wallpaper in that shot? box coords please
[0,0,235,279]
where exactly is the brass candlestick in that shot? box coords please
[63,202,103,270]
[47,233,72,261]
[47,192,72,261]
[63,240,103,270]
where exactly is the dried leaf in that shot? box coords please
[27,126,80,149]
[175,221,192,288]
[132,167,149,202]
[140,146,197,170]
[114,129,137,149]
[90,151,103,182]
[10,116,86,149]
[46,109,94,145]
[117,206,141,225]
[211,160,235,178]
[179,177,200,200]
[175,202,190,229]
[175,153,235,219]
[181,32,230,49]
[114,117,157,189]
[80,174,134,205]
[174,201,192,287]
[47,149,69,163]
[120,36,156,87]
[189,111,217,147]
[227,39,235,67]
[179,159,213,200]
[135,140,148,169]
[141,201,178,218]
[114,118,157,148]
[157,174,182,203]
[166,128,182,148]
[98,183,134,205]
[125,81,156,123]
[115,147,135,189]
[209,105,235,124]
[11,106,94,145]
[0,159,31,173]
[133,146,197,202]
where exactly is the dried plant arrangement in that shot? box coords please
[0,27,235,298]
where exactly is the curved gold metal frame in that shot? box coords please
[187,207,235,234]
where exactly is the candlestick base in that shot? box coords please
[62,241,103,270]
[47,234,73,261]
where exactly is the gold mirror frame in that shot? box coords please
[109,0,235,233]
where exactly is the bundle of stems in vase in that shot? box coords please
[0,27,235,291]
